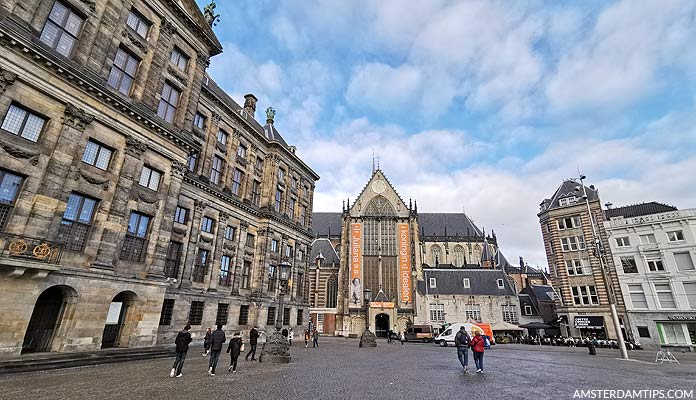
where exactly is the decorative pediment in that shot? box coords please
[350,170,408,218]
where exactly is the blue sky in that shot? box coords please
[199,0,696,266]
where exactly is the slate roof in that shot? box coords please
[539,179,600,213]
[417,269,516,296]
[309,238,339,267]
[605,202,677,219]
[310,211,484,239]
[526,284,556,302]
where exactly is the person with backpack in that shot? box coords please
[470,331,486,374]
[454,326,471,373]
[170,324,192,378]
[207,325,226,376]
[226,332,243,372]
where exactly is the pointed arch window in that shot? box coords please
[453,245,466,268]
[363,195,395,217]
[326,274,338,308]
[431,245,442,266]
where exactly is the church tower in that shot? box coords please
[335,169,419,337]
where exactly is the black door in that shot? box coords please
[375,314,389,337]
[22,287,65,353]
[101,300,128,348]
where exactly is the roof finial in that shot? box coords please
[372,148,375,173]
[203,1,221,27]
[265,106,276,124]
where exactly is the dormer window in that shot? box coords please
[429,277,437,288]
[462,278,470,288]
[497,279,504,289]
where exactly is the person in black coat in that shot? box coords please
[245,327,259,361]
[170,324,192,378]
[203,327,212,355]
[207,325,226,376]
[226,332,243,372]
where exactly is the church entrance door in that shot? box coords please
[375,313,389,337]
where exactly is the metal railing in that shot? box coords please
[0,233,63,264]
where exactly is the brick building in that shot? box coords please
[0,0,317,358]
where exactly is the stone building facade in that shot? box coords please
[307,237,339,334]
[604,203,696,351]
[0,0,317,358]
[538,180,626,340]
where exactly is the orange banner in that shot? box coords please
[398,223,412,303]
[350,223,362,306]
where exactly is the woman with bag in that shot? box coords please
[226,332,243,372]
[470,331,486,374]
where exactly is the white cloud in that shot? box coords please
[345,63,423,112]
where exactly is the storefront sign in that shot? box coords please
[398,223,412,303]
[574,316,604,328]
[349,223,362,307]
[370,302,394,309]
[667,315,696,321]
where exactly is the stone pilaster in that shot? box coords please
[232,222,249,294]
[143,19,177,113]
[179,199,206,286]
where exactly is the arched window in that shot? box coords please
[453,245,465,268]
[431,245,442,266]
[326,274,338,308]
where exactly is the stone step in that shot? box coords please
[0,346,175,375]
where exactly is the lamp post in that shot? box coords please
[576,175,629,360]
[359,288,376,347]
[260,262,292,363]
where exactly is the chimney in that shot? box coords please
[243,94,257,118]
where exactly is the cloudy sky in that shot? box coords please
[198,0,696,267]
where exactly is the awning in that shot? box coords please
[519,322,551,329]
[491,321,523,331]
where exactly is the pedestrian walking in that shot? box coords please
[454,326,471,373]
[288,328,294,346]
[226,332,243,372]
[245,327,259,361]
[399,330,405,346]
[170,324,192,378]
[304,329,310,348]
[282,328,288,339]
[202,327,212,356]
[312,328,319,347]
[207,324,226,376]
[588,336,598,356]
[470,331,485,374]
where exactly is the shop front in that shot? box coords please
[655,316,696,352]
[574,316,607,339]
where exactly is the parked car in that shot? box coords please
[433,323,494,347]
[404,325,434,342]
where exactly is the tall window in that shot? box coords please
[300,206,307,226]
[465,304,481,322]
[59,193,97,251]
[571,286,599,306]
[675,253,695,271]
[271,239,279,253]
[274,190,282,213]
[107,48,139,95]
[159,299,175,326]
[81,139,113,170]
[245,233,255,247]
[326,275,338,308]
[216,129,228,146]
[266,307,276,326]
[174,206,188,224]
[288,197,295,218]
[429,303,445,322]
[200,216,215,234]
[193,249,209,283]
[170,48,188,71]
[296,309,304,326]
[561,236,586,251]
[231,169,243,195]
[164,241,182,278]
[251,180,261,206]
[557,216,581,230]
[126,9,150,38]
[628,284,648,309]
[0,170,23,229]
[139,166,161,191]
[620,256,638,273]
[615,237,630,247]
[2,104,46,142]
[654,283,676,309]
[188,301,204,325]
[224,226,236,241]
[647,258,665,272]
[120,211,150,262]
[639,234,657,245]
[295,270,304,299]
[267,264,277,291]
[565,259,590,276]
[157,82,180,123]
[241,261,251,289]
[255,156,263,170]
[453,246,465,267]
[40,1,84,57]
[431,245,442,266]
[283,308,291,325]
[502,304,518,323]
[238,305,249,325]
[220,255,231,286]
[215,303,229,326]
[278,168,285,181]
[237,143,247,159]
[187,152,198,172]
[210,156,224,185]
[683,282,696,310]
[667,231,685,242]
[193,113,206,129]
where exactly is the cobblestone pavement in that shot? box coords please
[1,338,694,400]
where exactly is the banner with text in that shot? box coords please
[398,223,412,303]
[350,223,362,307]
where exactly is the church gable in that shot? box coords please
[349,170,409,218]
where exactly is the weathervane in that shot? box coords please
[203,1,220,27]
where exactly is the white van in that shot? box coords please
[433,323,485,347]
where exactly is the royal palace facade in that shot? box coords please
[0,0,317,358]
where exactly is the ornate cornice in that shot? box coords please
[211,111,222,125]
[125,135,147,158]
[63,103,95,131]
[197,52,210,68]
[161,19,178,36]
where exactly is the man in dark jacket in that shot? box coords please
[170,324,192,378]
[207,324,226,376]
[226,332,243,372]
[454,326,471,373]
[245,327,259,361]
